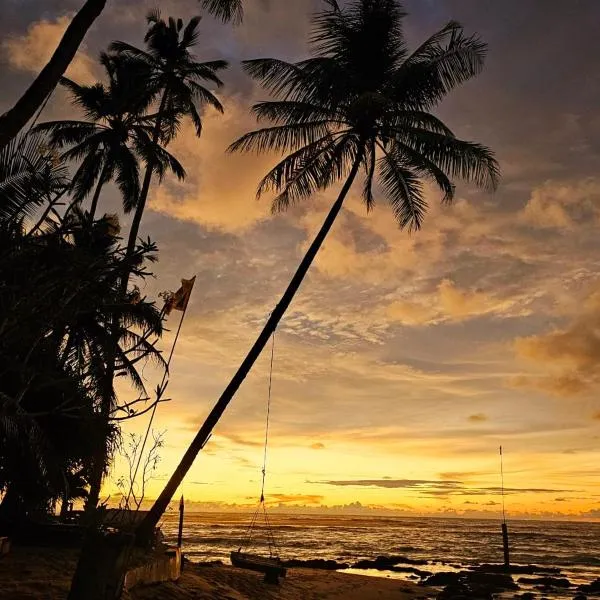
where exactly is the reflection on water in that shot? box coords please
[161,512,600,594]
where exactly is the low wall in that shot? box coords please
[124,546,181,591]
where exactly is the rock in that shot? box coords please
[518,577,572,588]
[578,578,600,595]
[283,558,348,570]
[424,570,517,597]
[352,555,428,569]
[467,572,518,591]
[474,564,561,575]
[423,572,461,587]
[514,594,536,600]
[437,582,492,600]
[572,594,587,600]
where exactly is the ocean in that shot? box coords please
[161,512,600,597]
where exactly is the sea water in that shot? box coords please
[161,512,600,595]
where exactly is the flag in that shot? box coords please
[164,276,196,315]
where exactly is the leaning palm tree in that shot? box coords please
[109,11,227,271]
[137,0,500,540]
[0,0,242,151]
[35,53,185,219]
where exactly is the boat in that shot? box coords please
[230,550,287,583]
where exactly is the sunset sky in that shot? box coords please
[3,0,600,520]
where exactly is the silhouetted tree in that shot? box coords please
[0,0,242,150]
[0,134,165,521]
[109,11,227,275]
[137,0,500,540]
[35,54,184,219]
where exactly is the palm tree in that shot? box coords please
[109,11,227,272]
[0,0,243,150]
[137,0,500,541]
[35,53,185,220]
[0,0,107,151]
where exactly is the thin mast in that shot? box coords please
[500,445,507,524]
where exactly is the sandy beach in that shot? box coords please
[0,547,432,600]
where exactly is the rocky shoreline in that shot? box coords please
[247,556,600,599]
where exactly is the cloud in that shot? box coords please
[267,494,323,505]
[312,479,462,489]
[2,16,96,84]
[310,442,325,450]
[519,179,600,230]
[514,287,600,395]
[438,279,495,319]
[385,279,526,326]
[468,413,488,423]
[313,479,572,498]
[149,95,274,233]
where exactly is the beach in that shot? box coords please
[0,546,429,600]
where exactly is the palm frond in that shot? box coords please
[201,0,243,24]
[402,129,499,191]
[378,143,427,231]
[229,121,335,155]
[270,133,359,211]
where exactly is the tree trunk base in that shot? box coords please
[68,529,134,600]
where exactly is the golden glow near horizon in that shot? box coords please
[4,1,600,519]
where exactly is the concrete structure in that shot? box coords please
[124,546,181,591]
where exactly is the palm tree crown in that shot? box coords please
[108,11,227,270]
[110,12,227,142]
[230,0,499,229]
[35,54,184,217]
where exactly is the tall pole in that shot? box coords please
[126,278,195,508]
[500,445,510,569]
[177,495,184,548]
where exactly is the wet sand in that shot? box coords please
[0,546,432,600]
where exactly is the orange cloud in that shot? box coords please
[310,442,325,450]
[438,279,494,318]
[519,179,600,230]
[267,494,323,505]
[3,16,96,84]
[149,95,274,232]
[515,287,600,395]
[468,413,488,423]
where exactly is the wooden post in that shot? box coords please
[499,446,510,570]
[177,495,184,548]
[501,522,510,569]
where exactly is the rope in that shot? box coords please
[238,330,279,556]
[260,331,276,503]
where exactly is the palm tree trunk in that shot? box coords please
[89,165,108,219]
[135,158,362,543]
[0,0,107,150]
[123,91,169,275]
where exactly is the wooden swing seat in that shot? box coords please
[230,550,287,584]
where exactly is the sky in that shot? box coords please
[2,0,600,520]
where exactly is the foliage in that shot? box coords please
[34,54,184,217]
[0,132,165,521]
[230,0,499,230]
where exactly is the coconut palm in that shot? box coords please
[109,11,227,267]
[35,53,185,220]
[137,0,500,540]
[0,0,243,150]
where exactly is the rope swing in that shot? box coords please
[237,330,280,558]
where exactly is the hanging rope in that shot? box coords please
[238,329,279,557]
[260,331,275,503]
